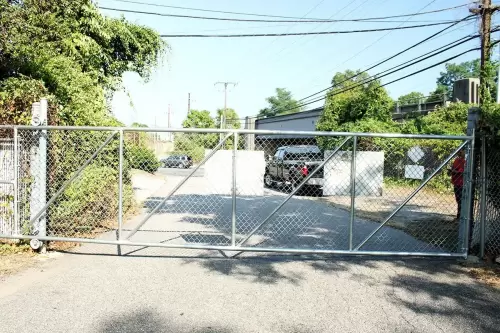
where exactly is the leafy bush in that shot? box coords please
[49,165,133,234]
[125,144,160,173]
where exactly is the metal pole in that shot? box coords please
[480,135,487,258]
[464,133,476,254]
[231,132,238,246]
[13,127,19,234]
[354,140,470,251]
[497,43,500,103]
[117,130,124,247]
[349,135,357,251]
[126,133,232,240]
[28,131,118,226]
[1,125,474,141]
[238,136,352,247]
[0,232,467,257]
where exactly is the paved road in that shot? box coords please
[128,175,442,253]
[0,252,499,333]
[1,174,499,332]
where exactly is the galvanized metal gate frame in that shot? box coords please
[0,125,474,258]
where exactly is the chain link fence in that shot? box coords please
[0,126,475,257]
[477,136,500,256]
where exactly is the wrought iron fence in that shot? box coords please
[0,125,475,257]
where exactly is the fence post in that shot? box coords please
[349,135,357,251]
[13,127,19,235]
[231,132,238,246]
[480,135,487,258]
[30,99,47,244]
[117,129,124,255]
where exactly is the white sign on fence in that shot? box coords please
[404,165,425,180]
[408,146,425,163]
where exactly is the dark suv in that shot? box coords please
[161,155,193,169]
[264,145,324,191]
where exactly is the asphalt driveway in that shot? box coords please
[0,252,498,333]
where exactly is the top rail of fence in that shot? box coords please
[0,125,472,140]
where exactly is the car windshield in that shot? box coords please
[284,147,323,160]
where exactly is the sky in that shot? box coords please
[99,0,489,128]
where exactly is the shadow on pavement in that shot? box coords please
[98,308,233,333]
[180,256,500,333]
[140,194,452,253]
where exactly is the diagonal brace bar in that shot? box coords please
[29,130,118,226]
[354,140,469,251]
[126,133,233,240]
[237,136,352,247]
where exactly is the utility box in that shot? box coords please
[453,78,480,104]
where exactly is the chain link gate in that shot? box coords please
[0,125,474,257]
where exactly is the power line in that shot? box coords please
[284,46,487,112]
[295,16,474,104]
[303,18,477,93]
[239,0,329,73]
[99,3,474,23]
[297,0,439,90]
[158,21,470,38]
[103,0,473,21]
[248,32,481,119]
[268,0,370,63]
[263,30,499,116]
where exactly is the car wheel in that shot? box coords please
[288,178,299,194]
[264,174,273,188]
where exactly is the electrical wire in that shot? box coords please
[158,21,471,38]
[302,18,477,93]
[297,0,439,90]
[283,47,487,112]
[294,16,474,104]
[268,0,371,62]
[240,0,330,72]
[260,30,499,116]
[99,3,475,23]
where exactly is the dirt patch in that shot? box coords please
[468,265,500,288]
[0,243,36,277]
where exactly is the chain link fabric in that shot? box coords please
[0,127,475,256]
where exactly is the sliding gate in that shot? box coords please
[0,125,474,257]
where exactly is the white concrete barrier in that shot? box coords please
[204,150,265,196]
[323,151,384,197]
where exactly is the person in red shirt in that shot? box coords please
[450,150,466,221]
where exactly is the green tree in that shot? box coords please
[216,108,241,129]
[0,0,165,235]
[318,70,393,129]
[258,88,303,118]
[177,110,217,158]
[182,110,216,128]
[316,69,393,149]
[397,92,425,105]
[0,0,166,126]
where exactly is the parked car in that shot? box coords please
[264,145,324,191]
[161,155,193,169]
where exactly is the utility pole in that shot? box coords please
[471,0,499,103]
[214,81,237,130]
[188,93,191,114]
[497,44,500,103]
